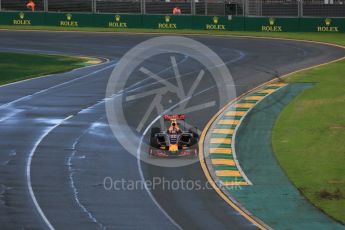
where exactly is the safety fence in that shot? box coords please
[0,0,241,16]
[247,0,345,17]
[1,11,344,32]
[1,0,345,17]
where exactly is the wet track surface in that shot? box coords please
[0,30,344,230]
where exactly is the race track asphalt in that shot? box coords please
[0,30,344,230]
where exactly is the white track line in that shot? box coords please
[67,117,107,230]
[230,84,289,186]
[137,128,182,230]
[0,57,110,90]
[23,55,193,229]
[136,86,216,230]
[0,62,115,110]
[27,115,74,230]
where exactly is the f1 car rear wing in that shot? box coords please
[163,114,185,121]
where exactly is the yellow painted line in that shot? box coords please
[79,56,103,65]
[86,60,102,65]
[216,170,241,177]
[225,111,246,116]
[211,159,235,166]
[245,96,264,101]
[269,83,287,87]
[222,181,249,186]
[235,103,255,109]
[218,119,240,125]
[210,138,231,144]
[212,129,234,135]
[210,148,232,154]
[260,89,276,94]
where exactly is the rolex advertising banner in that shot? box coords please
[0,11,45,26]
[143,15,193,29]
[245,17,300,32]
[94,14,143,29]
[300,18,345,33]
[45,12,95,27]
[192,16,244,31]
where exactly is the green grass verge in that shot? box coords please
[0,52,89,85]
[1,25,345,47]
[272,58,345,224]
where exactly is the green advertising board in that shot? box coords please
[0,11,45,26]
[0,11,344,33]
[143,15,193,29]
[300,17,345,33]
[192,16,244,31]
[245,17,300,32]
[44,12,95,27]
[94,14,143,29]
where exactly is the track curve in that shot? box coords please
[0,30,344,230]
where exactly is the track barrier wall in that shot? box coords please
[0,12,344,32]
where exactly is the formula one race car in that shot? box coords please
[149,114,199,157]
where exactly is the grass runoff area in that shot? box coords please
[272,53,345,222]
[0,52,88,85]
[1,25,345,224]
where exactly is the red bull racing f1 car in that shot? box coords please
[149,114,199,157]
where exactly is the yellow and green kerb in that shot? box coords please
[208,82,287,188]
